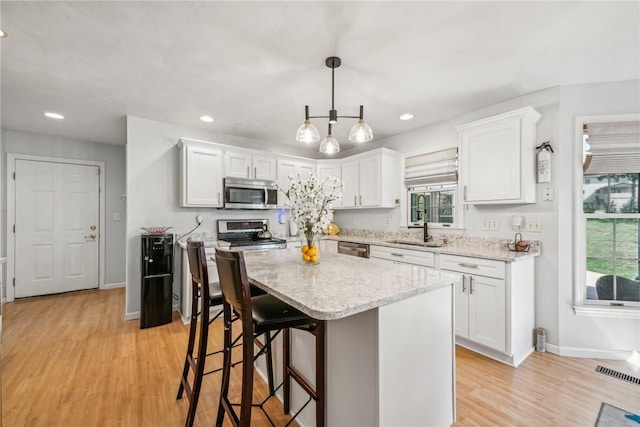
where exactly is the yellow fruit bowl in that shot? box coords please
[326,223,340,235]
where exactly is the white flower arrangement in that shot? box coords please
[281,173,343,246]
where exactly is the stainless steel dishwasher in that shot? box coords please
[337,241,370,258]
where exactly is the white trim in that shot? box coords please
[572,113,640,308]
[546,342,633,360]
[125,311,140,321]
[103,282,126,289]
[573,304,640,319]
[6,153,107,302]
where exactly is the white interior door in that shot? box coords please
[15,160,100,298]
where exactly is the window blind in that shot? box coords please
[584,121,640,174]
[404,147,458,185]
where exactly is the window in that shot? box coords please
[582,121,640,308]
[404,147,460,228]
[408,185,457,227]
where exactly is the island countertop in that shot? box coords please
[241,247,460,321]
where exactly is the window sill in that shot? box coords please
[573,304,640,319]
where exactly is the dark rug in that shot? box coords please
[595,402,640,427]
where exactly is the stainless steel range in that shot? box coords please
[217,219,286,250]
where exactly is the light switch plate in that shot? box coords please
[543,185,554,201]
[525,219,543,232]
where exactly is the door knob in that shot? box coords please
[84,234,97,240]
[90,225,96,230]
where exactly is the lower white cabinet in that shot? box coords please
[439,253,534,367]
[370,245,435,268]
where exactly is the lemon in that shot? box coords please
[310,255,318,263]
[301,245,309,254]
[307,248,316,257]
[302,254,311,262]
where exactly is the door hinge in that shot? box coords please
[12,172,15,180]
[13,278,15,287]
[13,224,15,233]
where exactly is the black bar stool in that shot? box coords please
[176,240,273,427]
[214,247,325,427]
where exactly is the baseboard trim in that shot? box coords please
[125,311,140,321]
[103,282,125,290]
[545,343,633,360]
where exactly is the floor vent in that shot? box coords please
[596,365,640,386]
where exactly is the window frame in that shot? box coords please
[573,114,640,317]
[407,184,459,228]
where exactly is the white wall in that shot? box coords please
[336,80,639,356]
[125,116,316,318]
[1,130,127,286]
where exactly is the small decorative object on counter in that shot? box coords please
[326,223,340,235]
[141,226,172,235]
[281,173,343,265]
[507,232,530,252]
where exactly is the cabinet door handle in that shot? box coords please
[354,196,357,206]
[359,195,362,206]
[469,276,474,294]
[247,166,250,177]
[254,167,257,178]
[390,253,404,257]
[462,275,466,293]
[458,262,479,269]
[463,185,467,201]
[218,192,221,204]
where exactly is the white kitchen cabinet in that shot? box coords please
[457,107,541,204]
[178,139,224,207]
[224,149,277,181]
[339,148,400,209]
[370,245,435,268]
[438,253,534,367]
[277,157,317,206]
[317,160,343,208]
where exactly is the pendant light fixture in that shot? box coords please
[296,57,373,154]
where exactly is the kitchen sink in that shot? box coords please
[385,240,444,248]
[385,240,427,247]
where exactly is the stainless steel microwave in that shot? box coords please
[223,177,278,209]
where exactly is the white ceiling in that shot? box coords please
[1,1,638,152]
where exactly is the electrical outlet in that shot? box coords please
[384,218,391,226]
[196,215,203,225]
[525,219,543,232]
[113,213,120,221]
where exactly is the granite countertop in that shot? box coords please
[323,234,540,262]
[242,247,460,321]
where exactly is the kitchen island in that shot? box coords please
[242,247,460,427]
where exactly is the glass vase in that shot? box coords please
[300,233,320,265]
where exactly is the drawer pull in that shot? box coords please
[458,262,479,269]
[390,253,404,257]
[462,275,466,293]
[469,276,474,294]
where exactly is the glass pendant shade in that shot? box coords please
[319,135,340,154]
[296,120,320,143]
[348,119,374,143]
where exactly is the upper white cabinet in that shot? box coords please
[277,157,317,206]
[224,149,277,181]
[178,139,223,207]
[317,160,343,208]
[457,107,541,204]
[340,148,399,209]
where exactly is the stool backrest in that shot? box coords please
[215,248,253,315]
[186,239,211,309]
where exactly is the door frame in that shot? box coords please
[6,154,106,302]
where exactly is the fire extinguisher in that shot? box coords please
[536,141,553,183]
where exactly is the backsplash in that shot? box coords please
[334,228,541,252]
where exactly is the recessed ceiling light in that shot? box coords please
[44,112,64,120]
[400,113,414,121]
[0,30,7,38]
[200,115,214,123]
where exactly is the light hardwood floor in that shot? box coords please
[2,288,639,426]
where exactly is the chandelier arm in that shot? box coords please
[331,64,335,111]
[336,115,361,119]
[308,115,330,119]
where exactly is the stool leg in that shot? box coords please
[216,304,233,427]
[316,321,326,427]
[239,312,255,426]
[177,284,199,400]
[265,330,275,393]
[283,327,291,414]
[186,288,210,427]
